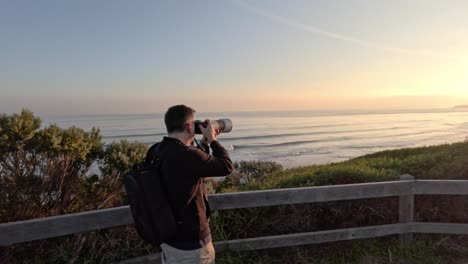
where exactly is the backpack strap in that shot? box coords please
[148,143,186,226]
[145,143,161,166]
[149,142,203,228]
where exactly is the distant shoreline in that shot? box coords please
[453,105,468,109]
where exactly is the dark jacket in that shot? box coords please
[147,137,233,245]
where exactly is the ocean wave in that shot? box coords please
[224,126,408,141]
[231,130,446,150]
[233,137,353,149]
[375,130,447,139]
[344,144,405,150]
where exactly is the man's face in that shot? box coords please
[185,116,196,137]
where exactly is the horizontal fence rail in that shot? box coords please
[0,206,133,246]
[114,222,468,264]
[0,179,415,246]
[208,179,413,210]
[116,223,413,264]
[414,180,468,195]
[3,176,468,263]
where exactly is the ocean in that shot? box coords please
[43,109,468,168]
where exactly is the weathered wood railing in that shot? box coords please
[3,175,468,264]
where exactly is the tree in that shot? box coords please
[0,110,147,222]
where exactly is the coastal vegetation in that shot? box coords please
[2,110,468,263]
[214,139,468,263]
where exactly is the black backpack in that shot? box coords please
[123,144,177,245]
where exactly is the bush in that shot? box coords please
[0,110,149,263]
[216,160,283,191]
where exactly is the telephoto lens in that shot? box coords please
[194,119,233,134]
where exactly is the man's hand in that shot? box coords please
[199,120,221,144]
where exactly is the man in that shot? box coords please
[149,105,233,264]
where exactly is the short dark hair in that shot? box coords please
[164,105,196,133]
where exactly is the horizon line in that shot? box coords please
[33,106,468,118]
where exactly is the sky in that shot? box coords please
[1,0,468,115]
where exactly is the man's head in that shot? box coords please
[164,105,196,137]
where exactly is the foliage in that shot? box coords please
[0,110,149,263]
[212,141,468,263]
[0,110,106,221]
[100,139,148,176]
[215,160,283,191]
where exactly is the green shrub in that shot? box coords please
[216,160,283,191]
[1,110,150,263]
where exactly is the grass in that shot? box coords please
[222,141,468,193]
[217,235,468,264]
[212,141,468,263]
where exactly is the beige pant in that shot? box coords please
[160,242,215,264]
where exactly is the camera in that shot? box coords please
[194,119,233,134]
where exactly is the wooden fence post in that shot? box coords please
[399,174,415,243]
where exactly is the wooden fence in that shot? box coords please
[3,174,468,263]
